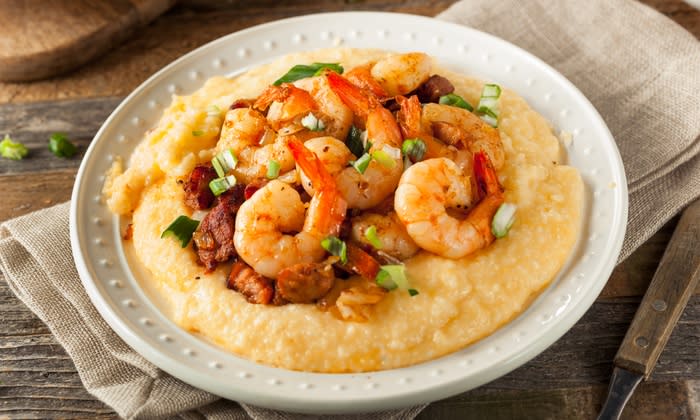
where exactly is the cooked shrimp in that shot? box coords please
[370,52,432,96]
[394,152,504,259]
[344,63,389,99]
[326,71,404,209]
[350,212,419,260]
[396,95,473,172]
[293,76,354,140]
[216,108,295,184]
[234,138,347,278]
[297,136,354,194]
[422,103,505,170]
[253,84,317,132]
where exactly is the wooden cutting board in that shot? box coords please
[0,0,175,82]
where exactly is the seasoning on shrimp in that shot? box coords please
[104,48,583,373]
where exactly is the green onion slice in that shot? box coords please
[266,160,281,179]
[439,93,474,112]
[0,134,28,160]
[48,133,77,158]
[364,225,383,249]
[212,149,238,178]
[375,270,397,290]
[301,112,326,131]
[352,152,372,174]
[376,264,413,294]
[401,138,426,163]
[209,175,236,196]
[273,63,344,85]
[321,236,347,264]
[477,84,502,127]
[192,130,204,137]
[370,149,396,169]
[491,202,517,238]
[345,125,364,158]
[161,215,200,248]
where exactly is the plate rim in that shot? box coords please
[70,11,628,413]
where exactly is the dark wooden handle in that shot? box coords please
[614,199,700,378]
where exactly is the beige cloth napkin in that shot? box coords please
[1,0,699,418]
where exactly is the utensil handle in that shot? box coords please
[614,199,700,378]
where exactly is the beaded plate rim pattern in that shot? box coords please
[70,12,628,414]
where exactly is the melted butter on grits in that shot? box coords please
[104,48,583,373]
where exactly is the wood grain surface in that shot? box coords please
[614,199,700,377]
[1,0,699,419]
[0,0,174,82]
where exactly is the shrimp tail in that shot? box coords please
[345,63,389,100]
[253,85,289,111]
[396,95,422,138]
[396,95,452,159]
[287,137,347,236]
[326,71,375,119]
[254,84,317,114]
[467,151,505,247]
[473,151,503,199]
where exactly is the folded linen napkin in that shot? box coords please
[1,0,698,418]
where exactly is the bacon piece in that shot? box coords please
[414,75,455,103]
[276,261,335,304]
[227,260,275,304]
[183,164,217,210]
[337,243,381,281]
[192,185,245,271]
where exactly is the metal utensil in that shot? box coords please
[598,199,700,419]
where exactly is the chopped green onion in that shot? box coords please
[370,149,396,169]
[364,225,383,249]
[212,149,238,178]
[161,215,200,248]
[301,112,326,131]
[491,202,517,238]
[345,125,364,158]
[192,130,204,137]
[321,235,347,264]
[207,104,222,117]
[352,152,372,174]
[0,134,28,160]
[48,133,77,158]
[439,93,474,111]
[401,138,426,163]
[477,84,502,127]
[266,160,281,179]
[273,63,344,85]
[375,270,397,290]
[408,288,419,297]
[376,264,412,293]
[209,175,236,196]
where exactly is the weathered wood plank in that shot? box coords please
[0,97,121,175]
[0,0,695,104]
[418,381,699,420]
[0,0,459,104]
[0,168,75,221]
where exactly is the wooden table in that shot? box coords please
[1,1,698,418]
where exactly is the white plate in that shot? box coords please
[70,12,627,414]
